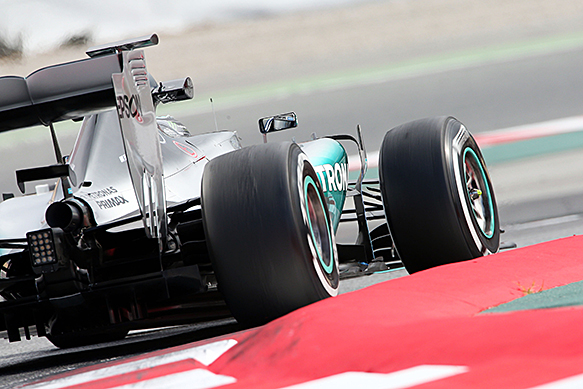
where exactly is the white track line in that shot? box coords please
[280,365,468,389]
[23,339,237,389]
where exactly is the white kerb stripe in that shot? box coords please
[114,368,236,389]
[528,373,583,389]
[279,365,468,389]
[24,339,237,389]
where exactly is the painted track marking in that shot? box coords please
[347,115,583,171]
[528,373,583,389]
[23,339,237,389]
[279,365,468,389]
[473,116,583,147]
[114,368,235,389]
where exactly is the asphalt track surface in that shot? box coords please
[1,39,583,387]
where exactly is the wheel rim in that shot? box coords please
[304,176,334,274]
[463,148,495,238]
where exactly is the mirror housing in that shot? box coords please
[258,112,298,135]
[151,77,194,105]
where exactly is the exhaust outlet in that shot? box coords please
[46,201,85,232]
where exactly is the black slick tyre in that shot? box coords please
[201,142,339,326]
[47,330,128,349]
[379,116,500,273]
[46,309,129,348]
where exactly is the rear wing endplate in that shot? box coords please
[112,50,167,247]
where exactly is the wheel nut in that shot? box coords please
[470,189,482,200]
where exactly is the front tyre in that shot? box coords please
[379,116,500,273]
[202,142,339,326]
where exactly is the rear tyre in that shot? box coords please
[202,142,339,326]
[47,330,128,349]
[46,311,128,348]
[379,116,499,273]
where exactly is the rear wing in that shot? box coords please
[0,34,193,250]
[0,34,192,133]
[0,54,121,132]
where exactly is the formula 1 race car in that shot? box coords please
[0,34,500,348]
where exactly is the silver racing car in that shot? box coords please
[0,34,500,348]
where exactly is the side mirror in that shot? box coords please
[151,77,194,106]
[258,112,297,142]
